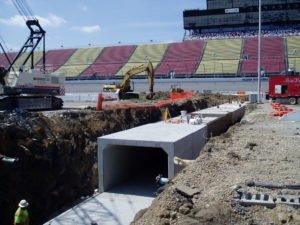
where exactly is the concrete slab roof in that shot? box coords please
[215,103,242,109]
[99,121,206,144]
[192,110,228,117]
[191,103,243,117]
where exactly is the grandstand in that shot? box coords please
[1,0,300,79]
[55,47,103,79]
[183,0,300,35]
[196,39,241,75]
[80,45,136,79]
[36,49,76,72]
[12,51,44,71]
[1,35,300,78]
[115,43,168,76]
[287,36,300,72]
[155,41,205,77]
[0,52,17,68]
[241,37,286,74]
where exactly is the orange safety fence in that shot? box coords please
[98,91,196,111]
[269,103,295,117]
[237,90,246,96]
[170,91,195,100]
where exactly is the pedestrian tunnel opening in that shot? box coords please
[101,145,168,196]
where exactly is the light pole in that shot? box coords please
[257,0,262,103]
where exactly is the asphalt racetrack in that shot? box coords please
[65,77,269,94]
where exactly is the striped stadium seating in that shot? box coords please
[55,47,103,78]
[287,36,300,72]
[0,52,18,68]
[155,41,205,77]
[197,60,240,75]
[12,51,44,71]
[196,39,241,75]
[241,37,285,74]
[36,49,76,72]
[2,35,295,78]
[115,43,168,76]
[80,45,137,78]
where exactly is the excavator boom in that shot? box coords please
[103,62,155,100]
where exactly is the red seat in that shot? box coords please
[80,45,137,78]
[241,37,285,74]
[36,49,76,72]
[155,41,205,76]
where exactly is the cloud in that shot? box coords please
[0,14,66,27]
[36,14,66,27]
[72,25,101,33]
[79,5,88,12]
[0,15,25,27]
[2,0,13,6]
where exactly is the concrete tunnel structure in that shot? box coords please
[98,103,246,193]
[45,103,246,225]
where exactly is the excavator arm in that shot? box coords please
[103,62,155,100]
[0,66,8,86]
[117,62,154,93]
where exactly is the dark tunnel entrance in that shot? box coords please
[102,145,168,197]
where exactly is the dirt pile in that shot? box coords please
[131,104,300,225]
[0,94,237,225]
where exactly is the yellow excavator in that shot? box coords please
[103,62,155,100]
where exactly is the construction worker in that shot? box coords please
[14,199,29,225]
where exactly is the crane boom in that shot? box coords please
[0,0,65,110]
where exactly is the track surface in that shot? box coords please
[66,79,269,93]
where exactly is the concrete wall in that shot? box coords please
[192,103,246,137]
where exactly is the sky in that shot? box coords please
[0,0,206,51]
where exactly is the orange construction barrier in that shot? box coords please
[101,91,196,111]
[269,102,295,117]
[237,90,246,96]
[96,93,103,111]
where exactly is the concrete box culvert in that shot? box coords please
[98,122,207,193]
[97,104,246,193]
[101,145,168,194]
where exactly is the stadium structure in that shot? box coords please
[1,0,300,80]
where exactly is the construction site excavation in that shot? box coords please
[1,0,300,225]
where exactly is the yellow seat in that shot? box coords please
[196,39,242,75]
[55,47,103,78]
[13,51,44,71]
[287,36,300,72]
[116,43,168,76]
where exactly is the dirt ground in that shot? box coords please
[131,103,300,225]
[0,93,239,225]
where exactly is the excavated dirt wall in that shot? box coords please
[0,94,238,225]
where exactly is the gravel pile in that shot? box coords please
[132,104,300,225]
